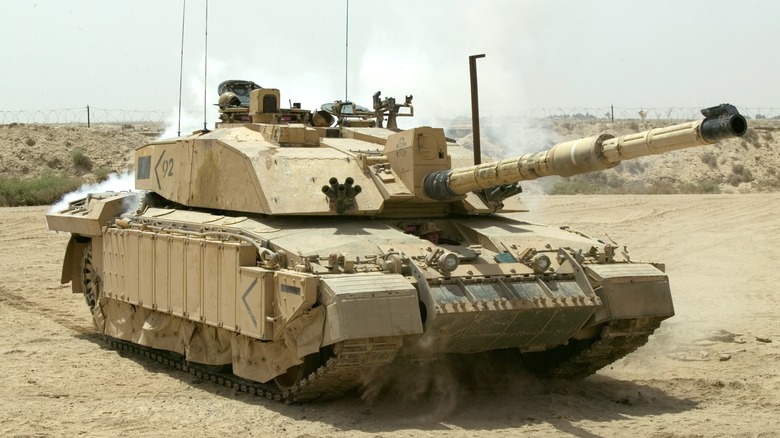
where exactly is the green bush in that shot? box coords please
[647,179,677,194]
[0,173,83,206]
[70,147,93,169]
[679,179,721,194]
[94,167,113,182]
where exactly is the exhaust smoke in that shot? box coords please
[48,171,136,214]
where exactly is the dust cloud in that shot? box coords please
[357,351,553,422]
[359,357,464,421]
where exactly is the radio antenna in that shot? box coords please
[202,0,209,132]
[345,0,349,101]
[176,0,186,137]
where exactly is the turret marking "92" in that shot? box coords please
[154,150,174,189]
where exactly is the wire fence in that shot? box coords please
[2,106,780,125]
[0,107,198,125]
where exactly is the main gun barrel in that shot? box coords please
[423,104,747,200]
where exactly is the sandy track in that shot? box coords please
[1,195,778,437]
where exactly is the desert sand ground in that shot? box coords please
[1,194,778,437]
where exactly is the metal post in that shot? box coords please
[177,0,186,137]
[469,54,485,165]
[86,105,90,128]
[611,105,614,123]
[345,0,349,101]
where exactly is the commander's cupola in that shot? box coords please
[216,80,310,126]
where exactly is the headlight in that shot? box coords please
[530,254,551,274]
[437,252,460,273]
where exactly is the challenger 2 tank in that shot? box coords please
[46,79,747,402]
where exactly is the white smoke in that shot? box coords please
[160,106,203,140]
[49,171,137,213]
[159,54,228,141]
[486,118,562,159]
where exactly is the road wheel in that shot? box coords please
[81,244,99,309]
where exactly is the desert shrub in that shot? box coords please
[732,163,754,180]
[0,173,82,206]
[697,179,722,194]
[549,175,724,195]
[700,152,718,168]
[679,179,721,194]
[94,167,112,182]
[624,161,645,174]
[742,128,761,148]
[548,175,606,194]
[760,175,780,189]
[727,164,754,186]
[647,179,677,194]
[548,179,593,195]
[70,147,93,170]
[740,168,754,182]
[46,157,62,169]
[549,174,637,194]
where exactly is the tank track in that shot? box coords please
[106,336,400,403]
[544,317,665,379]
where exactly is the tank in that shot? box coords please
[46,80,747,402]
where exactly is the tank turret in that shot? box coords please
[423,104,747,200]
[130,99,745,218]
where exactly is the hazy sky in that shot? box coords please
[2,0,778,129]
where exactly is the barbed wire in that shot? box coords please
[0,107,200,125]
[2,106,779,125]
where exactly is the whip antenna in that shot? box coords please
[345,0,349,101]
[203,0,209,132]
[177,0,186,137]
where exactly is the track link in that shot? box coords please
[107,336,400,403]
[544,317,665,379]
